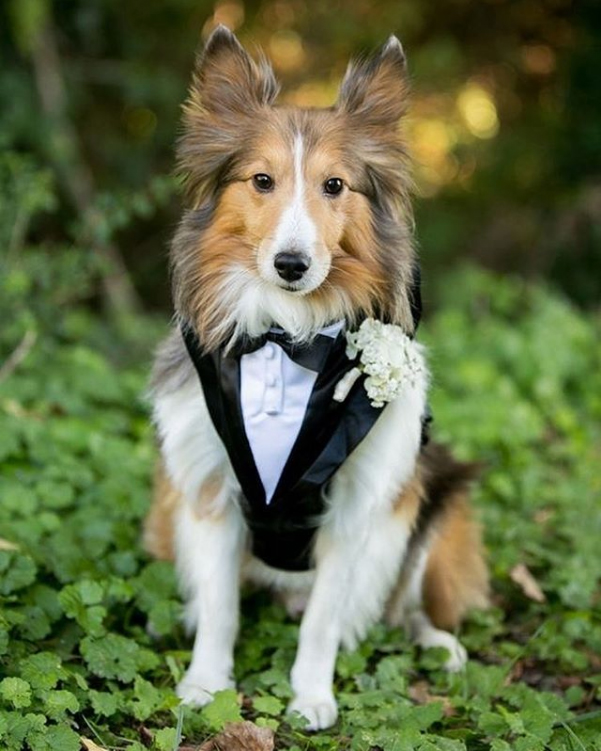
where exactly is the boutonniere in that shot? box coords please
[333,319,425,407]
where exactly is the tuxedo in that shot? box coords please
[182,271,424,572]
[238,321,345,504]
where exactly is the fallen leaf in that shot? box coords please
[510,563,546,603]
[196,721,275,751]
[81,738,109,751]
[533,508,554,524]
[139,725,153,746]
[409,680,455,717]
[507,655,541,681]
[556,675,584,689]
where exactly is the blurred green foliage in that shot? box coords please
[1,0,600,310]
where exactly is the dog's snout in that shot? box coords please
[274,252,311,282]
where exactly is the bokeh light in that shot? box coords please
[457,84,499,140]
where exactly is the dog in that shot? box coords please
[144,25,489,731]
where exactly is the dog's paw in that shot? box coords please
[418,629,468,672]
[407,611,468,673]
[442,637,468,672]
[288,693,338,731]
[176,672,235,707]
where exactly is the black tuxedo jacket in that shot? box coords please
[182,271,424,572]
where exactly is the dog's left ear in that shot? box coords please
[194,25,279,115]
[337,36,408,125]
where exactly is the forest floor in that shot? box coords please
[1,265,600,751]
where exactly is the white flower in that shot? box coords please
[335,319,425,407]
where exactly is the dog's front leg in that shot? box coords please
[175,498,246,705]
[288,371,427,731]
[289,508,412,730]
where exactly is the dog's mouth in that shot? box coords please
[271,277,325,296]
[276,279,312,293]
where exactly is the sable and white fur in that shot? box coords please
[145,27,489,731]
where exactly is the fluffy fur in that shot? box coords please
[146,26,489,731]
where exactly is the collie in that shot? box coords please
[144,26,489,731]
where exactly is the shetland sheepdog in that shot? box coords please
[144,26,489,731]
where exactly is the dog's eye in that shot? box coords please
[323,177,344,196]
[252,174,274,192]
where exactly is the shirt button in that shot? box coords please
[264,343,276,360]
[265,405,281,416]
[266,374,277,388]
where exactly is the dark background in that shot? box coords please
[1,0,600,316]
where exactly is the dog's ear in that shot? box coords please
[192,25,279,115]
[337,36,408,125]
[178,27,279,205]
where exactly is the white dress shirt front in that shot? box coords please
[240,322,344,503]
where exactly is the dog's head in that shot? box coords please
[173,26,417,349]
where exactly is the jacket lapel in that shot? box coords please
[182,325,266,506]
[271,348,384,506]
[270,331,368,502]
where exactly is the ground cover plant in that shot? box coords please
[1,163,601,750]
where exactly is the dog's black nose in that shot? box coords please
[274,252,310,282]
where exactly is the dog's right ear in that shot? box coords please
[191,25,279,115]
[179,26,279,205]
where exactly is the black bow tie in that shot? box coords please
[232,330,339,372]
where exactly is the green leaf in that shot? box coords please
[337,650,368,679]
[412,701,445,730]
[88,689,120,717]
[147,599,181,636]
[253,695,284,716]
[153,727,178,751]
[375,655,409,693]
[80,633,159,683]
[15,605,51,640]
[514,736,545,751]
[478,711,508,736]
[0,552,37,594]
[130,676,170,721]
[28,723,81,751]
[489,741,512,751]
[0,677,32,709]
[133,561,178,613]
[420,738,467,751]
[19,653,65,691]
[0,711,46,751]
[200,689,243,731]
[35,480,75,510]
[59,580,107,637]
[255,716,279,731]
[38,690,79,720]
